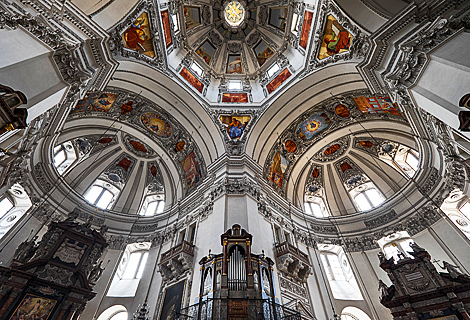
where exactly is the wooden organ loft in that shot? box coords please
[176,225,301,319]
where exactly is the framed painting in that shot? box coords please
[266,68,291,93]
[180,67,204,93]
[122,12,155,58]
[9,293,57,320]
[222,93,248,103]
[318,15,352,60]
[141,112,172,138]
[299,11,313,49]
[296,113,331,140]
[181,152,201,188]
[353,95,401,116]
[184,6,200,30]
[268,151,289,189]
[71,92,117,113]
[220,115,251,139]
[159,281,185,320]
[161,10,172,48]
[268,7,288,31]
[253,41,274,67]
[196,41,216,65]
[226,54,243,74]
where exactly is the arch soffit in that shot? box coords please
[246,62,366,164]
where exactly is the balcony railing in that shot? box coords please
[160,240,195,265]
[174,298,302,320]
[274,241,310,266]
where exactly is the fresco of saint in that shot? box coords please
[268,151,289,189]
[220,115,250,139]
[122,12,155,58]
[141,112,172,138]
[318,15,352,60]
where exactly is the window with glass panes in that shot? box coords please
[0,197,14,219]
[84,180,119,210]
[353,187,384,211]
[304,197,329,218]
[122,251,149,279]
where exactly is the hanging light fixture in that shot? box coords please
[133,300,150,320]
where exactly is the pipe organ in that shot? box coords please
[188,225,303,319]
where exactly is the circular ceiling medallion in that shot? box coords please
[224,1,245,27]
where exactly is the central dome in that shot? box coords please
[224,1,245,27]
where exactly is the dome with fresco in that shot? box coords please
[106,0,367,107]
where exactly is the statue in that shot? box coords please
[378,279,388,299]
[65,210,79,222]
[441,261,465,279]
[13,236,38,262]
[378,252,387,263]
[409,242,426,253]
[88,260,104,283]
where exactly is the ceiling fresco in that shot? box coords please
[263,90,407,195]
[68,87,207,194]
[106,0,370,107]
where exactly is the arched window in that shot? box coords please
[319,244,363,301]
[0,184,32,241]
[53,141,77,175]
[440,189,470,239]
[349,182,384,212]
[97,305,128,320]
[107,242,151,297]
[84,179,120,210]
[377,231,414,262]
[341,306,371,320]
[304,195,329,218]
[109,313,128,320]
[139,195,165,216]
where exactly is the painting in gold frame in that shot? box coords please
[159,281,186,320]
[9,293,57,320]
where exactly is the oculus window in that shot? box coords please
[440,188,470,239]
[53,141,77,175]
[0,184,32,240]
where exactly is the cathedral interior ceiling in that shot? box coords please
[2,0,465,242]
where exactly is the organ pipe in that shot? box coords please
[228,245,247,290]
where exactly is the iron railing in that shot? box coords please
[174,298,301,320]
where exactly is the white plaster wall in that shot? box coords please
[411,32,470,139]
[0,28,67,122]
